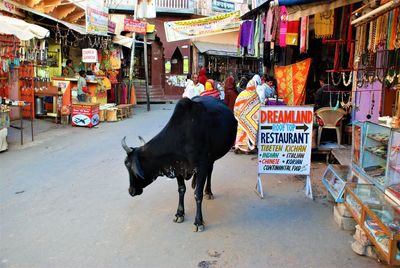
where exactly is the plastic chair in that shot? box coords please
[315,107,346,146]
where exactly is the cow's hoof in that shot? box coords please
[205,193,214,200]
[173,215,184,223]
[193,224,205,232]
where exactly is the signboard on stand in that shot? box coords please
[256,106,314,199]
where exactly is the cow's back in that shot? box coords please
[191,96,237,160]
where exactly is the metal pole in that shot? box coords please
[143,30,150,111]
[128,0,139,104]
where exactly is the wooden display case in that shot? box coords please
[344,183,400,265]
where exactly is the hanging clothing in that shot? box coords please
[274,58,312,105]
[271,6,281,44]
[234,80,260,153]
[300,16,309,53]
[223,76,238,111]
[265,9,273,42]
[254,16,260,57]
[240,20,255,54]
[279,6,288,47]
[286,20,300,46]
[314,11,334,39]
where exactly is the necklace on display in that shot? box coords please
[366,91,373,119]
[331,72,342,86]
[342,72,352,86]
[341,92,352,112]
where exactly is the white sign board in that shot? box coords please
[258,106,313,175]
[82,49,98,63]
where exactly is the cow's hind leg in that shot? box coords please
[204,162,214,200]
[193,164,208,232]
[173,175,186,223]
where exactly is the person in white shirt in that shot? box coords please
[182,73,204,99]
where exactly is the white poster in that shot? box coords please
[137,0,156,19]
[258,106,313,175]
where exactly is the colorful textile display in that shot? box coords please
[279,6,288,47]
[300,16,309,53]
[314,11,334,38]
[387,8,399,50]
[274,58,311,105]
[286,20,300,46]
[233,80,260,152]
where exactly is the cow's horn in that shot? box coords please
[121,136,133,154]
[138,136,146,145]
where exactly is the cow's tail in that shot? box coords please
[191,174,196,189]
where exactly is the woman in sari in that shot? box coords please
[200,79,221,99]
[223,75,238,111]
[233,79,261,154]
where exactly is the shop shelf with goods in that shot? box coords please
[352,122,400,193]
[344,183,400,265]
[321,164,352,202]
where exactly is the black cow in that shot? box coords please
[122,96,237,232]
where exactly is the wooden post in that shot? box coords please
[128,0,139,104]
[143,26,150,111]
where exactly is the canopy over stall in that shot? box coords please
[0,15,49,40]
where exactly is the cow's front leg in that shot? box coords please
[204,163,214,200]
[173,176,186,223]
[193,165,207,232]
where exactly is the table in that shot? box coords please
[9,103,34,145]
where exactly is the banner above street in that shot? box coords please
[164,11,240,42]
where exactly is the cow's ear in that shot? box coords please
[133,150,145,180]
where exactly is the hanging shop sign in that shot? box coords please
[86,0,109,36]
[164,11,240,42]
[212,0,235,13]
[124,18,148,34]
[108,20,116,34]
[82,49,98,63]
[255,106,314,199]
[258,106,313,175]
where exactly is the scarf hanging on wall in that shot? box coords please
[286,20,300,46]
[265,9,273,42]
[279,6,288,47]
[300,16,309,53]
[314,11,334,39]
[271,6,281,44]
[274,58,312,105]
[388,8,399,50]
[254,16,260,57]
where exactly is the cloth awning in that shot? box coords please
[10,1,87,34]
[287,0,362,21]
[193,41,238,57]
[0,15,49,40]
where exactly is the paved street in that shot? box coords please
[0,103,384,268]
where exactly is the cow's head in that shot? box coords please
[121,137,152,197]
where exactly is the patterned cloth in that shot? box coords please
[233,80,261,152]
[314,11,334,38]
[275,58,311,106]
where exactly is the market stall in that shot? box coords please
[320,1,400,263]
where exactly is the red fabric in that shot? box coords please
[198,68,207,86]
[82,86,89,94]
[200,89,220,99]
